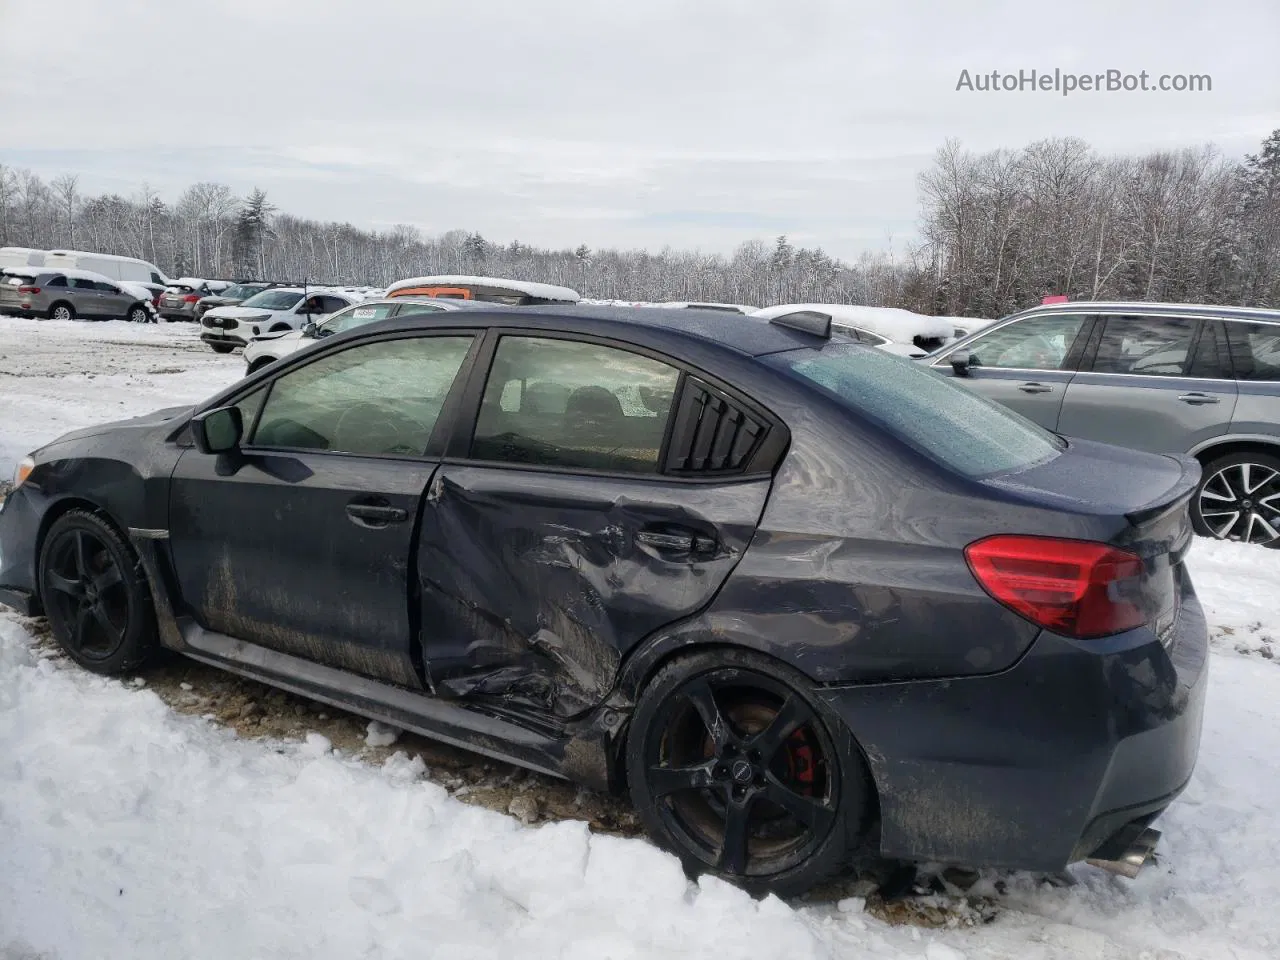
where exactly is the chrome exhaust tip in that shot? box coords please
[1087,827,1161,879]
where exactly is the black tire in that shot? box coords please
[268,323,292,333]
[247,358,274,375]
[127,305,150,324]
[1191,451,1280,548]
[208,343,235,354]
[48,302,75,321]
[626,648,874,897]
[38,510,158,674]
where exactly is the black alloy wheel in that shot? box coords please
[39,510,157,674]
[628,651,872,897]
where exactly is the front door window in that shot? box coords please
[252,336,474,456]
[955,314,1088,371]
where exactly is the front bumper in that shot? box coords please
[200,331,247,348]
[821,568,1208,872]
[0,486,42,616]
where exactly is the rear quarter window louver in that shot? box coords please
[664,377,769,476]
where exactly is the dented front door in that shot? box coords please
[416,466,770,718]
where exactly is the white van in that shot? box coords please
[41,249,169,286]
[0,247,47,270]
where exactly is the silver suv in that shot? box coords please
[934,301,1280,547]
[0,268,155,323]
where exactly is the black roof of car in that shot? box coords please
[363,304,827,357]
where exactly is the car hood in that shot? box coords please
[203,305,279,320]
[251,329,305,344]
[984,436,1200,522]
[36,404,193,453]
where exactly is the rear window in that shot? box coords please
[764,343,1064,478]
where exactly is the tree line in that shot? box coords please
[1,129,1276,316]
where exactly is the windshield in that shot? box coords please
[239,290,303,311]
[318,302,407,336]
[219,284,264,300]
[764,342,1063,478]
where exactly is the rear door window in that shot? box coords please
[1089,315,1198,376]
[70,278,97,290]
[470,336,681,474]
[317,295,350,314]
[1224,321,1280,381]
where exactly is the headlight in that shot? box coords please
[13,456,33,490]
[1,456,33,512]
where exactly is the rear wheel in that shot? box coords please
[49,302,74,321]
[1192,451,1280,548]
[208,343,235,354]
[38,510,157,674]
[626,649,873,897]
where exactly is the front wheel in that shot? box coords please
[38,510,158,674]
[128,305,150,324]
[1192,451,1280,547]
[626,649,874,897]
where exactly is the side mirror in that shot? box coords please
[950,351,978,377]
[191,406,243,454]
[302,320,318,337]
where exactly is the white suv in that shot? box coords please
[199,287,379,353]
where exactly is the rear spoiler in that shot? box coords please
[1126,454,1201,526]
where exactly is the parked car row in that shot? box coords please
[199,286,383,353]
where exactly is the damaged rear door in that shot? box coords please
[417,332,780,719]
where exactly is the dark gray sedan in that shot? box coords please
[0,305,1207,896]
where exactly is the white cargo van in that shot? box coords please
[41,249,169,286]
[0,247,47,270]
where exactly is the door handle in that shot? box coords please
[636,529,719,558]
[345,502,408,527]
[1018,382,1053,394]
[1178,393,1220,405]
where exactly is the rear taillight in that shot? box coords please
[183,294,200,303]
[964,535,1147,639]
[18,285,40,294]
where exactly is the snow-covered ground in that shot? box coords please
[2,316,1280,960]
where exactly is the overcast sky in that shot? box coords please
[1,0,1277,262]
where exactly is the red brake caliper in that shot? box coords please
[787,729,817,794]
